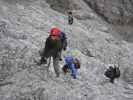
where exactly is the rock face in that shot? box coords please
[46,0,133,42]
[84,0,133,25]
[46,0,133,25]
[45,0,70,13]
[0,0,133,100]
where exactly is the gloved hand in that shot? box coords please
[42,58,47,64]
[63,47,66,51]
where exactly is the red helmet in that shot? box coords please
[50,27,61,36]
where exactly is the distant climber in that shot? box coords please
[68,11,73,25]
[38,27,62,77]
[0,21,7,33]
[104,64,120,83]
[62,48,81,79]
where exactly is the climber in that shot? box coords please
[62,48,81,79]
[104,64,121,83]
[68,11,73,25]
[38,27,62,77]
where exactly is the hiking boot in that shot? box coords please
[37,61,42,66]
[71,74,76,79]
[73,76,77,79]
[63,47,66,51]
[59,58,62,61]
[37,58,47,65]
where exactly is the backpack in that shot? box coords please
[104,66,120,79]
[62,64,70,74]
[104,66,114,79]
[73,58,80,69]
[60,32,66,42]
[60,32,67,50]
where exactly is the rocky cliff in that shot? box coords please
[46,0,133,42]
[0,0,133,100]
[84,0,133,25]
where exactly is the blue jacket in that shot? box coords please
[64,56,77,79]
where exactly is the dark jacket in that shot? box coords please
[42,36,62,59]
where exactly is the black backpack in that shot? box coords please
[104,66,120,79]
[104,67,114,79]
